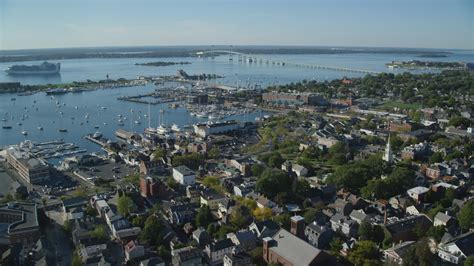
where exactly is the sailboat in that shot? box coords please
[145,104,156,134]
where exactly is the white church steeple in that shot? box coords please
[383,134,393,163]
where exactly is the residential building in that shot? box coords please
[171,246,202,266]
[304,222,334,249]
[406,186,430,203]
[0,203,40,247]
[437,232,474,265]
[227,230,257,252]
[384,215,432,243]
[139,160,164,176]
[248,220,280,240]
[384,241,415,266]
[124,240,145,262]
[200,189,228,210]
[263,229,333,266]
[223,249,252,266]
[140,176,166,198]
[173,165,196,186]
[205,238,235,265]
[330,213,358,238]
[434,212,456,228]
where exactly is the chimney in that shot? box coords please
[383,206,388,225]
[262,237,274,263]
[290,215,305,239]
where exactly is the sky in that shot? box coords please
[0,0,472,50]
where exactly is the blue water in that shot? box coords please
[1,50,473,152]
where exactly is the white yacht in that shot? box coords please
[171,124,181,132]
[157,124,170,135]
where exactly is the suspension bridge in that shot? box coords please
[195,47,380,75]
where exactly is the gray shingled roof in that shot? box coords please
[270,229,324,265]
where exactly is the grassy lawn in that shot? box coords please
[377,100,421,111]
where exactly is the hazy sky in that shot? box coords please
[0,0,472,50]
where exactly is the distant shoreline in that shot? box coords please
[0,46,455,63]
[134,61,191,67]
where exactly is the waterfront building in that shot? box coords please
[5,146,50,184]
[194,121,240,138]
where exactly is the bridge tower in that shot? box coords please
[211,45,215,59]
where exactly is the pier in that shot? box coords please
[118,93,176,105]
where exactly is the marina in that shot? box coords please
[12,140,87,160]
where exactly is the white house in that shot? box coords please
[437,232,474,264]
[173,165,196,186]
[292,164,308,178]
[406,186,429,202]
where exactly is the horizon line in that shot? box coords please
[1,44,473,53]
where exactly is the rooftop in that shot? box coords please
[268,229,326,265]
[173,165,195,176]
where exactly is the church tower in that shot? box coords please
[383,134,393,163]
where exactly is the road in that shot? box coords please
[44,222,73,266]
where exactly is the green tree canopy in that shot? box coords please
[172,153,205,170]
[141,215,164,246]
[458,200,474,231]
[347,240,381,266]
[196,205,213,228]
[256,169,293,199]
[117,195,135,217]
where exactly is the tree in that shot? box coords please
[427,225,445,242]
[464,256,474,266]
[72,250,83,266]
[253,207,272,221]
[358,220,384,244]
[458,200,474,231]
[141,215,164,246]
[251,164,266,177]
[196,205,212,228]
[347,240,381,266]
[166,176,179,190]
[117,195,135,217]
[207,147,220,159]
[125,173,140,186]
[449,116,472,128]
[429,152,444,164]
[132,215,146,227]
[152,147,166,160]
[172,153,205,170]
[203,176,220,190]
[358,220,373,240]
[268,152,284,168]
[86,205,98,217]
[329,238,343,256]
[303,208,320,223]
[415,238,435,266]
[63,220,73,234]
[91,225,107,240]
[255,169,293,199]
[230,206,249,228]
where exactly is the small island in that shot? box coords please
[134,61,191,67]
[386,60,467,70]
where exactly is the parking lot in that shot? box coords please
[75,161,136,182]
